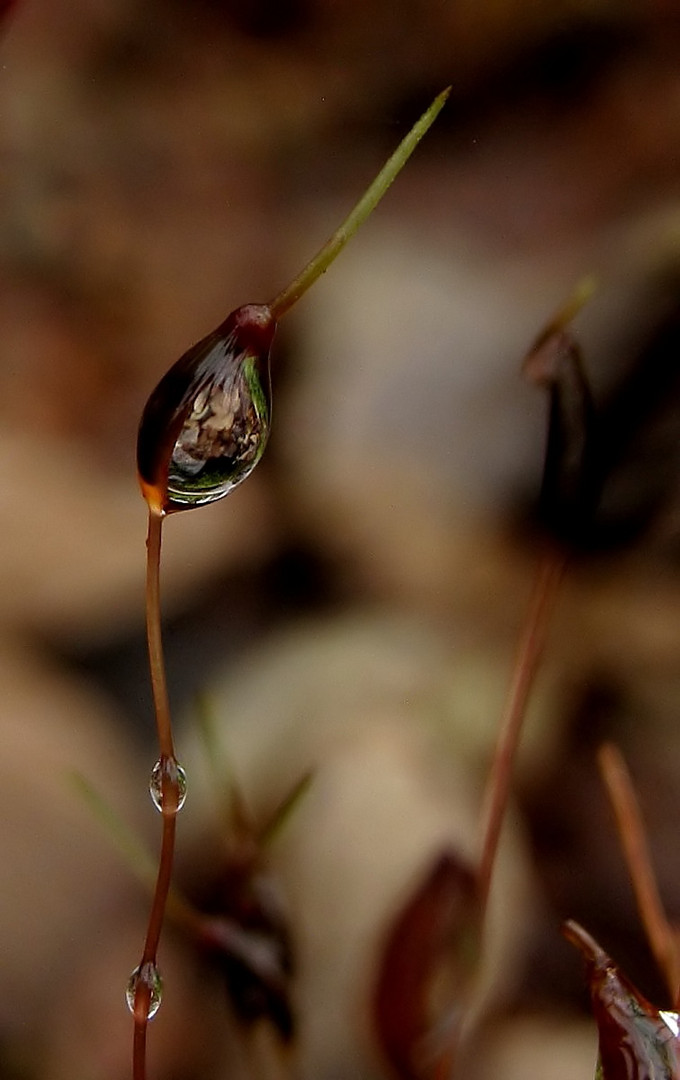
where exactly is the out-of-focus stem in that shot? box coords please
[527,275,598,357]
[477,548,566,916]
[598,742,680,1004]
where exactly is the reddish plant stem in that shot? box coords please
[598,742,680,1005]
[477,548,565,916]
[145,510,175,760]
[141,812,178,964]
[133,1012,150,1080]
[436,550,564,1080]
[133,510,182,1080]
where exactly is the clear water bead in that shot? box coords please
[126,961,162,1020]
[136,304,276,513]
[149,756,187,813]
[166,338,272,508]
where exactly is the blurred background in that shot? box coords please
[3,0,680,1077]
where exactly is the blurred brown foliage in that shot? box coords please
[3,1,680,1078]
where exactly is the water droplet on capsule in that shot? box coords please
[150,756,187,813]
[126,961,163,1020]
[137,304,276,513]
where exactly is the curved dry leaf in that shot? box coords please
[373,850,481,1080]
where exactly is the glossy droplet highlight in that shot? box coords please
[660,1011,680,1038]
[150,756,187,813]
[137,304,276,513]
[126,961,163,1020]
[168,347,269,506]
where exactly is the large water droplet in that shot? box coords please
[150,756,187,813]
[167,348,270,507]
[126,961,162,1020]
[137,304,276,513]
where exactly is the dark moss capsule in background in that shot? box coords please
[137,304,277,514]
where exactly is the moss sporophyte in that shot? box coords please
[130,88,450,1080]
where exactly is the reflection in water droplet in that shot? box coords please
[150,757,187,813]
[126,961,162,1020]
[136,304,276,513]
[167,344,271,508]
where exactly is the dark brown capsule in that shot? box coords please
[565,920,680,1080]
[137,304,276,514]
[524,326,598,548]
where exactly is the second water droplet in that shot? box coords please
[150,756,187,813]
[126,961,162,1020]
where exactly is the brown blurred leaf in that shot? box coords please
[373,851,481,1080]
[565,920,680,1079]
[194,813,297,1041]
[0,0,16,25]
[200,868,295,1042]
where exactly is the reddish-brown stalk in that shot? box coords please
[477,547,566,916]
[598,741,680,1005]
[430,548,564,1080]
[132,509,182,1080]
[144,511,174,761]
[476,279,595,917]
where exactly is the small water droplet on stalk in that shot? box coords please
[126,961,163,1020]
[150,756,187,813]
